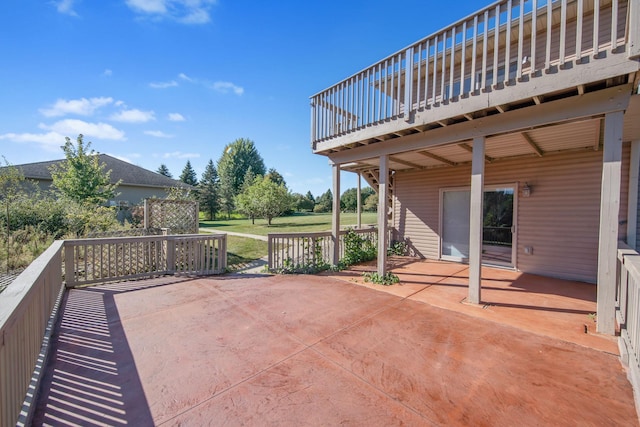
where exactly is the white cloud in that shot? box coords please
[212,81,244,96]
[110,109,156,123]
[125,0,217,25]
[144,130,174,138]
[167,113,185,122]
[149,80,178,89]
[180,8,209,24]
[0,131,65,149]
[39,119,126,140]
[40,97,113,117]
[125,0,167,13]
[162,151,200,159]
[55,0,78,16]
[178,73,194,82]
[103,69,113,76]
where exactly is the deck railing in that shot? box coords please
[0,233,226,426]
[268,228,378,271]
[311,0,634,146]
[0,241,65,427]
[616,242,640,394]
[64,234,227,287]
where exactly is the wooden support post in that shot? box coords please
[469,136,485,304]
[357,172,362,229]
[629,0,640,59]
[332,163,341,266]
[627,140,640,249]
[377,155,389,276]
[597,111,624,335]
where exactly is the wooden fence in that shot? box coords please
[268,228,378,271]
[64,234,227,287]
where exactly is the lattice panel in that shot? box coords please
[144,199,199,234]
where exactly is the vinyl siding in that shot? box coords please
[393,146,630,283]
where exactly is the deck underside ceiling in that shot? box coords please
[334,88,640,175]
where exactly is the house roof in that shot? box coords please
[12,154,192,189]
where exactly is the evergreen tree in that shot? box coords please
[179,160,198,186]
[156,164,172,178]
[198,159,220,220]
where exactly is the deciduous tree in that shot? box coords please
[235,176,294,225]
[217,138,266,197]
[49,135,120,205]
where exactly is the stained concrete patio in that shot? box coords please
[32,260,638,426]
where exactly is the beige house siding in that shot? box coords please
[29,180,172,205]
[393,146,630,283]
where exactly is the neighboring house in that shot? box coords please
[311,0,640,334]
[14,154,193,205]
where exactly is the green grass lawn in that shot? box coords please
[226,235,268,270]
[200,212,377,236]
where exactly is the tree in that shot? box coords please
[217,138,266,197]
[179,160,198,186]
[198,159,220,220]
[49,135,120,205]
[219,174,235,219]
[314,189,333,213]
[363,192,378,212]
[293,193,314,212]
[340,188,358,212]
[235,177,294,225]
[265,168,286,187]
[157,164,173,178]
[0,159,26,272]
[241,168,257,191]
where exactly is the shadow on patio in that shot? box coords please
[32,263,637,425]
[326,257,618,354]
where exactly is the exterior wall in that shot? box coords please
[27,179,171,205]
[114,186,171,205]
[393,147,630,283]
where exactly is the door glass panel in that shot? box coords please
[482,188,514,266]
[441,187,515,266]
[442,190,470,260]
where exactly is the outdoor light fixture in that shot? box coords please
[522,183,531,197]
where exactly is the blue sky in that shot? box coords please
[0,0,487,198]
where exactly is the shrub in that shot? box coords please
[341,229,377,267]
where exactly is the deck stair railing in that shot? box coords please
[616,242,640,398]
[0,233,226,426]
[268,228,378,271]
[311,0,635,146]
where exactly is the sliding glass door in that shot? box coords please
[441,186,516,267]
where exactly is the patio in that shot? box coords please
[32,260,637,425]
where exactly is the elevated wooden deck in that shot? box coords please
[311,0,640,166]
